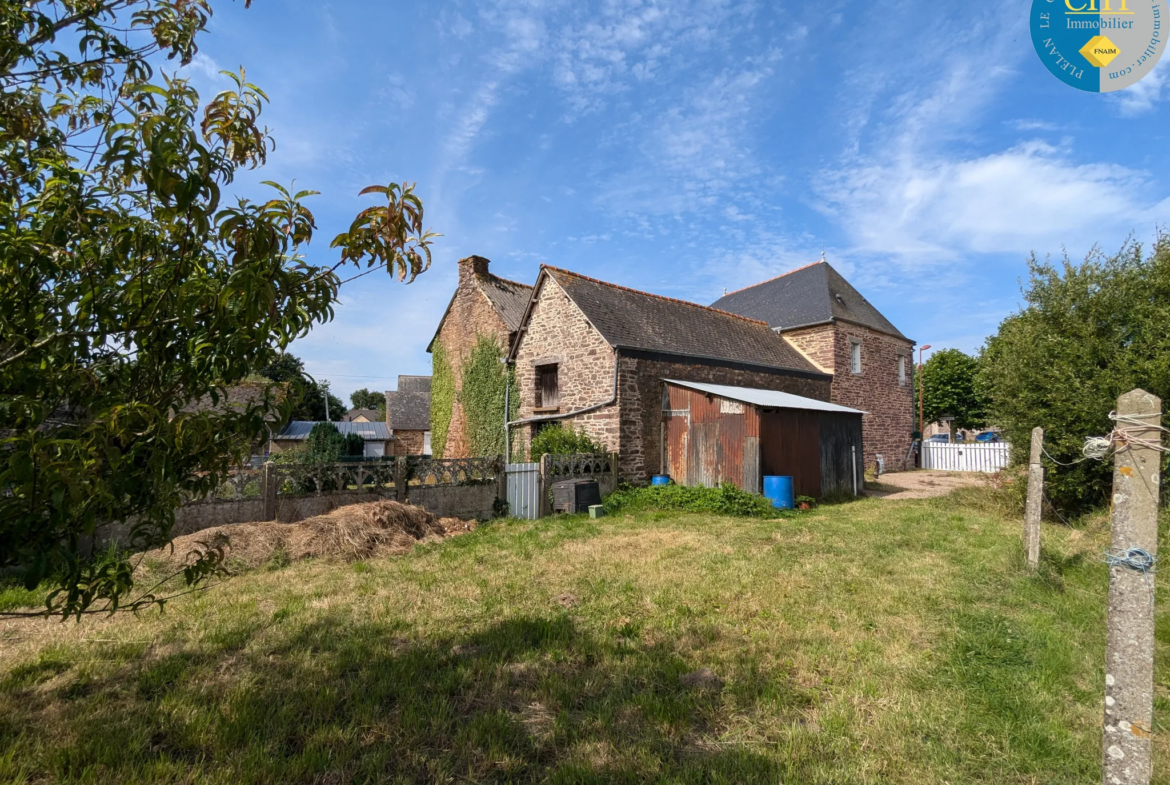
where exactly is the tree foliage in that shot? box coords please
[459,336,517,458]
[0,0,436,616]
[259,353,344,422]
[981,239,1170,512]
[350,388,385,413]
[917,348,987,431]
[304,422,364,460]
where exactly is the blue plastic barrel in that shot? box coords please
[763,475,795,509]
[651,475,672,486]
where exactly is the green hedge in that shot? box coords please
[603,483,790,518]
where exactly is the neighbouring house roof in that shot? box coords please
[426,260,534,352]
[710,261,910,341]
[385,391,431,431]
[397,375,431,393]
[180,381,283,420]
[276,421,392,441]
[509,267,826,376]
[342,408,380,423]
[664,379,866,415]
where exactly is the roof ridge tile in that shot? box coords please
[718,260,824,299]
[542,265,772,328]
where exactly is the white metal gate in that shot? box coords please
[506,462,541,520]
[921,442,1011,473]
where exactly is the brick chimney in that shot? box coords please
[458,255,490,286]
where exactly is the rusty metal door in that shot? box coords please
[663,411,689,483]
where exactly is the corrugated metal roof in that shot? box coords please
[277,421,392,440]
[662,380,866,415]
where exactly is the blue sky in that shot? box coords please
[182,0,1169,405]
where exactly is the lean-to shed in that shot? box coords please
[661,379,865,498]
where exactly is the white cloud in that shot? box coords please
[819,140,1166,259]
[1111,57,1169,116]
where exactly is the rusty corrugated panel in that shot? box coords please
[743,436,760,493]
[717,401,745,487]
[760,409,822,497]
[690,422,719,487]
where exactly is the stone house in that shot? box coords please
[384,374,432,456]
[711,261,915,471]
[427,256,532,458]
[506,267,834,482]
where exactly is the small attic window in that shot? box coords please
[834,293,846,305]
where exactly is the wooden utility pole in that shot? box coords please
[1102,389,1163,785]
[1024,427,1044,571]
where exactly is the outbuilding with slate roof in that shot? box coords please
[712,261,915,471]
[385,374,432,456]
[507,265,834,482]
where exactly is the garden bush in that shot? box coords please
[603,483,789,518]
[530,424,605,458]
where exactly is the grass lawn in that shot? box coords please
[2,488,1169,783]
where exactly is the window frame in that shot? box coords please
[535,363,560,410]
[849,339,863,375]
[897,354,907,386]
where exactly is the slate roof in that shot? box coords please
[427,265,533,352]
[479,275,532,332]
[342,408,381,423]
[397,375,431,393]
[277,421,391,440]
[180,381,283,420]
[710,261,909,340]
[664,379,866,415]
[385,391,431,431]
[519,267,824,376]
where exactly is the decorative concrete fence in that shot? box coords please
[112,457,506,544]
[101,453,617,546]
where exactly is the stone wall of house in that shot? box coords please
[392,430,427,456]
[617,354,834,483]
[432,256,512,458]
[782,325,835,374]
[782,322,914,472]
[511,277,620,461]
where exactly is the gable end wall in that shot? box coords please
[432,280,512,458]
[511,278,620,460]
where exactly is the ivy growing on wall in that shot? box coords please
[430,343,455,458]
[460,336,519,457]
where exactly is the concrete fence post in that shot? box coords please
[496,455,507,509]
[1102,389,1162,785]
[539,453,552,519]
[1025,427,1044,571]
[394,457,407,504]
[262,461,277,522]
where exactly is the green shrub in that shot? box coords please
[530,424,605,458]
[981,239,1170,513]
[603,483,789,518]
